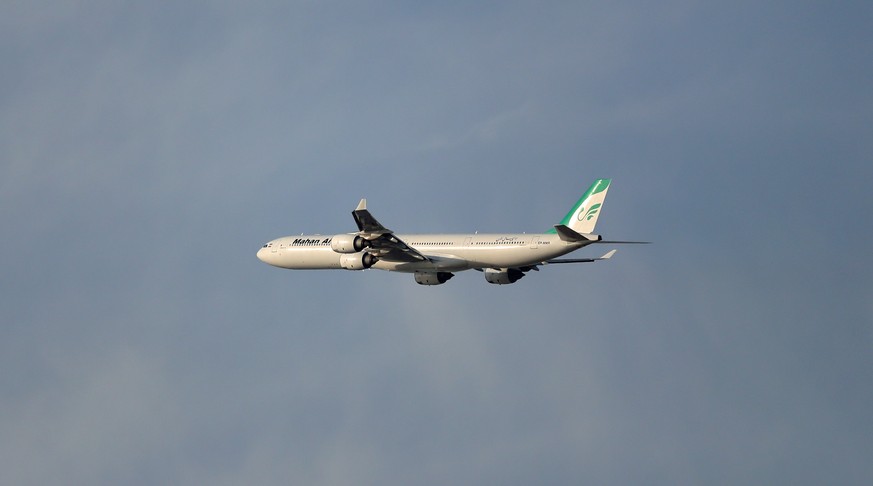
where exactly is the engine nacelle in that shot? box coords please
[414,271,454,285]
[483,268,525,285]
[330,234,370,253]
[339,252,378,270]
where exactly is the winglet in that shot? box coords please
[600,249,617,259]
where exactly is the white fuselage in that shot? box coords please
[256,233,593,272]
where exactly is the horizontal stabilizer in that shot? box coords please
[597,240,651,244]
[545,249,616,264]
[553,224,601,243]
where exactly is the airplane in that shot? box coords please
[256,179,646,285]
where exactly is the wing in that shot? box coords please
[352,199,429,263]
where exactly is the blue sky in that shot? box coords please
[2,2,872,484]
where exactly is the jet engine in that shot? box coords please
[414,271,454,285]
[483,268,525,285]
[331,234,371,253]
[339,253,378,270]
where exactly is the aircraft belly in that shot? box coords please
[457,245,571,268]
[375,254,469,273]
[277,247,342,269]
[374,261,430,272]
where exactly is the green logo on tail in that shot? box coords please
[578,203,601,221]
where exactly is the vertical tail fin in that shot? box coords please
[550,179,611,234]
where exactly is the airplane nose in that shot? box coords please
[256,246,268,263]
